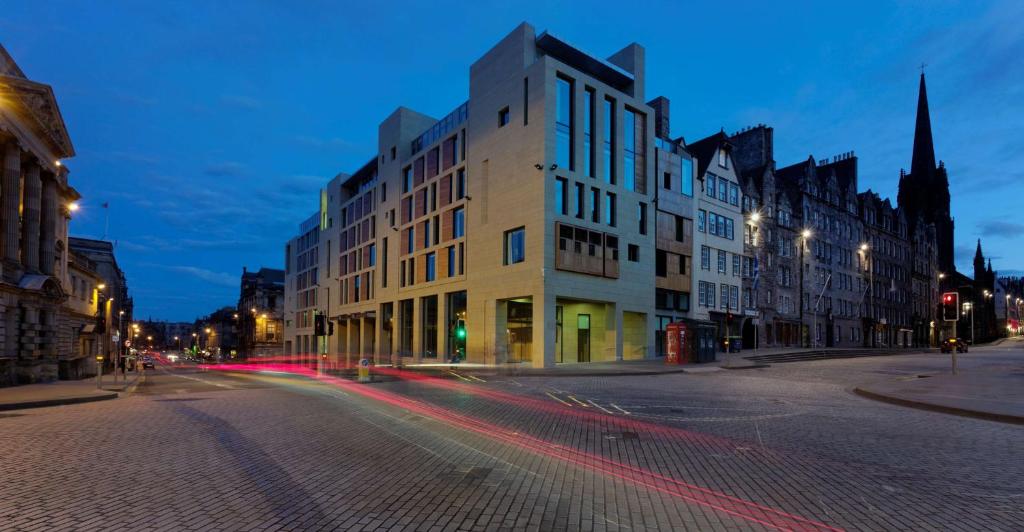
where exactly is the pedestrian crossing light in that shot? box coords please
[942,292,959,322]
[455,319,466,340]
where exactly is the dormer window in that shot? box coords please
[718,149,729,169]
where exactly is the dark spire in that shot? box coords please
[910,72,936,179]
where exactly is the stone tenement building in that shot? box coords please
[68,237,132,371]
[0,45,84,385]
[237,266,284,358]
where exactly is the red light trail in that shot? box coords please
[202,362,843,531]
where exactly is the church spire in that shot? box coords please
[910,72,936,179]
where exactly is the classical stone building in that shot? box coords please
[0,45,83,386]
[58,251,104,379]
[68,237,131,370]
[237,266,284,358]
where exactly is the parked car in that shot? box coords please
[940,337,968,353]
[142,356,155,369]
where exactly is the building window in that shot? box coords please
[447,246,456,277]
[627,244,639,262]
[584,87,595,177]
[718,149,729,168]
[674,215,685,242]
[523,77,529,126]
[638,202,647,235]
[403,166,413,193]
[697,210,706,233]
[453,207,465,238]
[425,252,436,282]
[368,243,376,267]
[656,249,667,277]
[499,106,510,127]
[591,187,600,223]
[707,174,716,199]
[555,177,567,215]
[701,246,710,270]
[663,171,671,190]
[604,192,616,227]
[574,182,584,219]
[456,169,466,200]
[718,179,727,202]
[718,250,727,273]
[732,254,740,276]
[603,97,615,184]
[623,108,640,191]
[504,227,525,265]
[729,183,739,206]
[423,219,431,248]
[681,158,694,196]
[555,76,574,170]
[679,255,689,275]
[407,226,414,253]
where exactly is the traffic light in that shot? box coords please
[327,320,335,336]
[454,319,466,341]
[95,313,107,334]
[314,313,326,336]
[942,292,959,322]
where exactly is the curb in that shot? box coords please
[446,367,707,378]
[0,392,119,412]
[853,387,1024,426]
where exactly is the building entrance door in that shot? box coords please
[577,314,591,362]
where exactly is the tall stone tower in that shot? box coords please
[897,73,955,273]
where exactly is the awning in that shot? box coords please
[80,323,96,334]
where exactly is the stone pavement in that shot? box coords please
[0,371,143,411]
[856,362,1024,424]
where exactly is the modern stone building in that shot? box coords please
[0,45,84,385]
[237,266,284,358]
[283,24,658,368]
[283,212,321,361]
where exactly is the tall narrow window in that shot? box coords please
[447,246,456,277]
[603,97,615,184]
[453,207,465,238]
[591,187,600,223]
[574,182,584,219]
[584,88,595,177]
[555,177,567,215]
[681,157,694,196]
[456,169,466,200]
[425,252,436,282]
[523,77,529,125]
[604,192,616,227]
[382,238,388,288]
[623,109,636,191]
[638,202,647,235]
[555,76,574,170]
[403,166,413,193]
[504,227,525,265]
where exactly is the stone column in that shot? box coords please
[2,143,21,275]
[21,161,42,272]
[40,173,57,276]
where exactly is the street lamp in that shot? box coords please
[799,229,812,347]
[860,243,874,347]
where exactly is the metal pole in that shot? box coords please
[971,303,975,345]
[799,236,805,348]
[869,249,874,347]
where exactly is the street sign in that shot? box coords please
[358,358,370,382]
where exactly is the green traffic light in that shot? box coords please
[456,328,466,340]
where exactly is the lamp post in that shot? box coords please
[860,243,873,348]
[799,229,811,348]
[747,211,762,352]
[963,302,974,345]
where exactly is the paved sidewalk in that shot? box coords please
[855,364,1024,424]
[0,371,144,411]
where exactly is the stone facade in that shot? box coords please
[0,45,83,386]
[237,267,284,358]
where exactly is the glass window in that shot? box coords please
[729,183,739,206]
[456,169,466,199]
[368,243,376,267]
[623,109,636,191]
[591,187,600,223]
[697,210,706,232]
[447,246,456,277]
[584,88,594,177]
[453,207,465,238]
[555,77,573,170]
[718,250,727,273]
[707,174,716,198]
[504,227,525,265]
[628,244,639,262]
[425,252,436,282]
[604,192,616,227]
[574,182,584,218]
[555,178,567,215]
[423,219,431,248]
[499,106,510,127]
[403,166,413,193]
[681,158,694,196]
[701,245,710,270]
[407,226,414,253]
[718,179,728,201]
[603,97,615,184]
[638,202,647,235]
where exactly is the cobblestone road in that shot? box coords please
[1,343,1022,531]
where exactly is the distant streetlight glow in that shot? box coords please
[68,202,79,212]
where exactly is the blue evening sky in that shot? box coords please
[2,1,1021,321]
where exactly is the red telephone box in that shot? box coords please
[665,322,690,364]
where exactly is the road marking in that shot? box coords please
[611,403,631,415]
[507,379,523,387]
[465,374,487,383]
[447,371,473,382]
[545,392,572,407]
[167,372,235,389]
[568,395,590,407]
[588,400,613,414]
